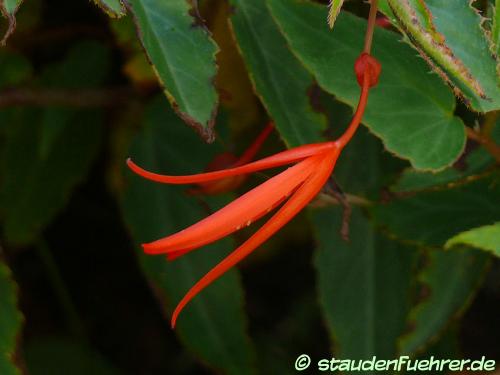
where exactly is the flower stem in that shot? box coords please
[336,0,379,149]
[335,73,371,148]
[363,0,379,54]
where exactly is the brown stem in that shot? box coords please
[0,87,136,108]
[363,0,379,54]
[465,127,500,163]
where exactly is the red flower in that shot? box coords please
[127,53,381,327]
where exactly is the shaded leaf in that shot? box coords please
[445,223,500,257]
[387,0,500,112]
[0,49,31,87]
[391,145,494,193]
[127,0,219,141]
[121,97,255,375]
[24,337,120,375]
[268,0,465,171]
[372,176,500,247]
[0,260,22,375]
[229,0,325,147]
[0,42,109,244]
[312,207,415,361]
[399,248,489,355]
[392,118,500,192]
[92,0,126,18]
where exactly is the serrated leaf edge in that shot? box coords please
[91,0,126,18]
[387,0,488,103]
[123,0,219,143]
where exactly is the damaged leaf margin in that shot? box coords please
[92,0,127,18]
[125,0,220,142]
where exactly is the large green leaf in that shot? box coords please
[312,128,415,363]
[122,98,255,375]
[268,0,466,171]
[92,0,125,18]
[387,0,500,112]
[24,337,120,375]
[445,223,500,257]
[371,176,500,247]
[127,0,219,141]
[229,0,325,147]
[0,260,22,375]
[0,42,108,245]
[313,207,415,361]
[399,248,489,355]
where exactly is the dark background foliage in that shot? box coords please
[0,0,499,374]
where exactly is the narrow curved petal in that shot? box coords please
[164,193,291,261]
[143,156,318,255]
[234,122,274,166]
[126,142,336,185]
[171,149,340,327]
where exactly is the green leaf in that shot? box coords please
[312,207,415,360]
[127,0,219,141]
[445,223,500,257]
[91,0,125,18]
[229,0,325,147]
[268,0,466,171]
[327,0,345,29]
[494,0,500,57]
[399,248,489,355]
[0,42,109,245]
[121,97,255,375]
[24,337,120,375]
[387,0,500,112]
[0,0,23,44]
[0,50,31,87]
[372,177,500,247]
[0,260,22,375]
[391,144,493,193]
[392,118,500,192]
[313,127,415,362]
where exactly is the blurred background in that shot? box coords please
[0,0,499,374]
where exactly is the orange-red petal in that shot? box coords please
[142,155,319,255]
[126,142,336,185]
[170,148,340,327]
